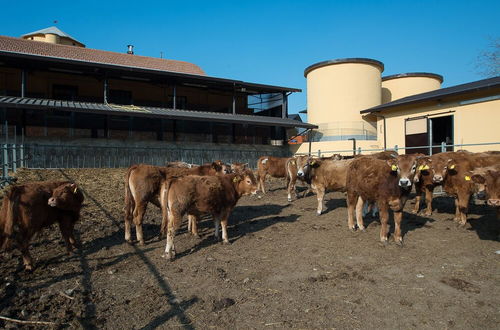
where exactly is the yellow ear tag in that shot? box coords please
[422,165,429,170]
[418,165,424,171]
[464,176,471,181]
[449,164,455,170]
[233,177,239,183]
[73,187,78,194]
[310,160,315,165]
[391,165,398,171]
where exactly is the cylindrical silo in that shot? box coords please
[381,73,443,104]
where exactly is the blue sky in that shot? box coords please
[2,0,499,116]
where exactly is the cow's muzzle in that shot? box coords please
[433,175,443,184]
[487,199,500,207]
[476,191,487,200]
[399,178,411,189]
[297,170,304,178]
[48,197,57,207]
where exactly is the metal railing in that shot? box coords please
[296,141,500,157]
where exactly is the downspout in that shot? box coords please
[375,113,387,151]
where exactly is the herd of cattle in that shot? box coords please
[0,150,499,271]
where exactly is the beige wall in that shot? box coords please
[382,76,441,103]
[380,96,500,152]
[293,140,381,157]
[23,34,84,47]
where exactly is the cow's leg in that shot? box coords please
[287,176,296,202]
[19,236,34,271]
[58,219,77,253]
[456,192,470,227]
[393,211,403,245]
[453,198,460,222]
[188,215,199,238]
[412,187,421,214]
[132,201,147,245]
[164,209,180,261]
[423,186,433,216]
[124,208,133,243]
[259,173,267,194]
[220,212,231,244]
[346,192,357,231]
[355,197,365,231]
[214,218,221,241]
[316,186,325,215]
[379,204,390,244]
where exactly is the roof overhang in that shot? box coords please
[0,50,301,94]
[0,96,317,129]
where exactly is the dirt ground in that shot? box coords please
[0,168,499,329]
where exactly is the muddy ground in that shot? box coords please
[0,168,499,329]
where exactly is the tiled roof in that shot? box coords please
[0,35,206,76]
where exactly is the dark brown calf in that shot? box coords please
[346,154,418,244]
[0,181,84,271]
[124,162,227,245]
[256,156,290,194]
[161,170,258,260]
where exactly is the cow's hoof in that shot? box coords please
[379,239,389,247]
[192,234,201,239]
[316,211,322,216]
[222,240,231,245]
[348,226,356,232]
[24,265,34,272]
[410,209,418,215]
[358,226,366,232]
[395,239,404,247]
[287,197,292,202]
[125,239,134,245]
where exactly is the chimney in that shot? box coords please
[127,45,134,55]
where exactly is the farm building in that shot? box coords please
[0,27,314,158]
[295,58,500,155]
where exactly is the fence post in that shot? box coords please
[318,149,321,157]
[394,145,398,154]
[357,147,361,155]
[441,142,446,153]
[12,144,16,172]
[2,144,8,179]
[20,144,24,168]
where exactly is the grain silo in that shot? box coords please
[381,73,443,103]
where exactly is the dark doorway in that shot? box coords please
[430,115,453,154]
[405,117,428,154]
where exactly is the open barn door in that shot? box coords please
[405,117,429,155]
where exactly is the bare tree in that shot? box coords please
[476,37,500,77]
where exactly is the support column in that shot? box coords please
[232,85,236,115]
[103,77,108,104]
[173,84,177,110]
[21,70,26,98]
[282,92,288,119]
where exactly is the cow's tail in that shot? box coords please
[124,165,137,226]
[160,178,174,236]
[0,186,20,250]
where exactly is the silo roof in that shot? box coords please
[304,58,384,77]
[22,26,85,46]
[382,72,444,83]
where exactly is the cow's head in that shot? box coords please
[297,157,320,180]
[231,162,248,173]
[48,183,84,211]
[212,160,231,174]
[430,157,458,184]
[471,167,500,206]
[233,169,258,196]
[387,154,418,190]
[413,156,432,183]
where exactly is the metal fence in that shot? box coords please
[297,142,500,157]
[0,142,291,186]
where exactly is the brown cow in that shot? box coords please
[0,181,84,271]
[346,154,419,244]
[160,169,258,260]
[297,157,353,215]
[285,155,310,202]
[412,156,437,215]
[124,162,227,245]
[256,156,290,194]
[230,162,248,173]
[165,161,198,168]
[471,165,500,219]
[430,151,500,226]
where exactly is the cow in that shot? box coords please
[165,161,198,168]
[160,169,258,260]
[285,155,310,202]
[412,156,437,216]
[346,154,419,244]
[124,162,228,245]
[0,181,84,271]
[297,157,353,215]
[256,156,290,194]
[470,165,500,219]
[429,151,500,226]
[230,162,248,173]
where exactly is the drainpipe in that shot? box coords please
[348,138,356,155]
[375,113,387,151]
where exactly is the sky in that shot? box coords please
[2,0,499,118]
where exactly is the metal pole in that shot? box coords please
[12,126,16,172]
[308,130,312,156]
[394,145,398,154]
[348,138,356,155]
[232,84,236,115]
[441,141,446,153]
[104,77,108,104]
[173,84,177,110]
[21,70,26,98]
[20,127,24,168]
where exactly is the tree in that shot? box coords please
[476,37,500,77]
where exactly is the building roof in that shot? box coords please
[0,96,317,129]
[361,76,500,114]
[304,58,384,77]
[0,35,206,76]
[22,26,84,46]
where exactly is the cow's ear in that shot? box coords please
[243,163,248,168]
[471,174,485,184]
[446,159,457,170]
[212,162,222,171]
[386,159,398,171]
[232,176,242,183]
